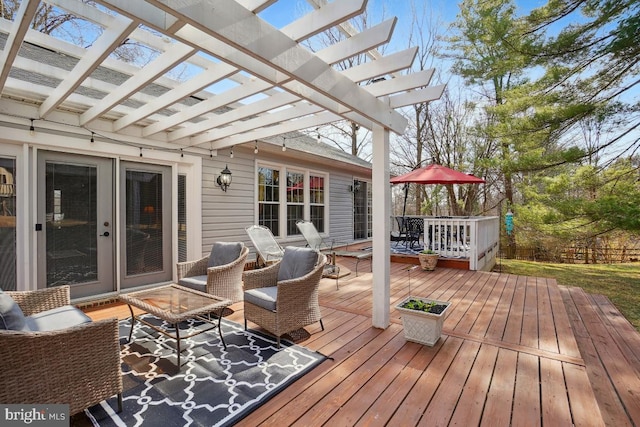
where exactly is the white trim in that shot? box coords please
[178,160,203,271]
[0,143,27,290]
[371,125,390,329]
[114,156,121,294]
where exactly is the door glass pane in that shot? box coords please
[178,174,187,263]
[46,163,97,286]
[126,170,163,275]
[0,158,17,290]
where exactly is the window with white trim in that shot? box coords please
[257,164,327,237]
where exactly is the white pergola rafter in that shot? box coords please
[39,15,138,118]
[79,41,195,125]
[0,0,40,90]
[170,46,419,144]
[145,0,409,133]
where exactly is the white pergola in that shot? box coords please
[0,0,444,328]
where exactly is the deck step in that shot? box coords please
[560,285,640,426]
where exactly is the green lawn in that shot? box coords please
[496,259,640,332]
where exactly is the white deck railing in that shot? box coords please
[421,216,500,271]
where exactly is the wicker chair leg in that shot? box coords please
[117,393,123,413]
[244,318,247,330]
[276,336,281,348]
[319,319,324,331]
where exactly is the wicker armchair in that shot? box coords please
[177,243,249,303]
[0,286,123,416]
[242,249,327,347]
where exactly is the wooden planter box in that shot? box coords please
[396,296,451,346]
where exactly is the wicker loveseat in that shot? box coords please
[242,247,326,347]
[177,242,249,303]
[0,286,123,415]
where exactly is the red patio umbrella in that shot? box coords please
[390,164,485,217]
[390,164,485,185]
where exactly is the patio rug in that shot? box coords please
[391,244,425,255]
[85,315,326,426]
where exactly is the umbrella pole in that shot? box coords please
[402,183,409,217]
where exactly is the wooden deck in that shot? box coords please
[82,258,640,426]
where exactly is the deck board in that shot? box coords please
[512,352,541,427]
[448,343,499,427]
[77,259,640,426]
[480,348,518,427]
[568,287,640,423]
[354,342,440,426]
[540,357,572,426]
[537,277,559,353]
[387,336,464,426]
[503,274,527,345]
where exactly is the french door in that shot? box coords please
[37,152,114,298]
[37,153,173,298]
[119,161,172,289]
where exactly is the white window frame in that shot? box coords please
[256,161,328,238]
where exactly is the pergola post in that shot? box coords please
[371,124,391,329]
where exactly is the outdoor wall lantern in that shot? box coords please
[217,165,232,192]
[349,181,361,193]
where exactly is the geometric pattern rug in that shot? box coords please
[84,315,326,426]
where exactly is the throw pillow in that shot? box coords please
[208,242,243,267]
[277,246,318,282]
[0,290,28,331]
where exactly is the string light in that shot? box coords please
[316,127,320,143]
[4,113,218,159]
[210,149,214,158]
[230,146,234,158]
[254,140,258,154]
[180,148,184,158]
[282,138,286,152]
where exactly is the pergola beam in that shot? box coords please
[316,18,396,65]
[39,15,138,118]
[146,0,408,134]
[154,19,402,140]
[171,49,424,143]
[341,47,418,83]
[80,42,195,125]
[389,84,447,109]
[197,101,323,144]
[0,0,40,90]
[113,65,238,131]
[175,90,299,144]
[280,0,366,42]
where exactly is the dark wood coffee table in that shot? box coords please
[118,284,232,366]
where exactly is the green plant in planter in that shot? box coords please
[420,249,437,255]
[401,298,447,314]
